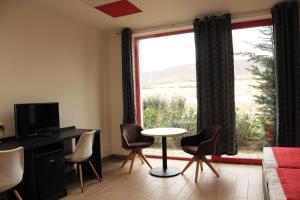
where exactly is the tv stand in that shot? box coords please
[0,128,101,200]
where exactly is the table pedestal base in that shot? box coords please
[150,167,181,178]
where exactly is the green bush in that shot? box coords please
[143,96,266,150]
[142,96,197,148]
[143,108,159,129]
[235,111,262,145]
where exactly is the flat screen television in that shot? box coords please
[14,103,60,138]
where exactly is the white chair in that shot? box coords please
[65,130,101,192]
[0,147,24,200]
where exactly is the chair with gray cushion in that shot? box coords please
[181,125,222,182]
[120,124,154,173]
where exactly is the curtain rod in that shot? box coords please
[115,7,271,34]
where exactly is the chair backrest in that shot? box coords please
[0,147,24,192]
[71,130,96,162]
[201,125,222,154]
[120,124,142,149]
[201,125,222,141]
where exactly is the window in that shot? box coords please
[229,20,275,160]
[134,31,196,157]
[134,19,275,162]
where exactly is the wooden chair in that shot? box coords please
[0,147,24,200]
[65,130,101,192]
[120,124,154,173]
[181,125,222,182]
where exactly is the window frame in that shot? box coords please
[133,18,273,164]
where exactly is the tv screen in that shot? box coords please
[14,103,60,138]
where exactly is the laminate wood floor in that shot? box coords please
[62,158,263,200]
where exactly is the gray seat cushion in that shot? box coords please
[182,145,198,155]
[127,142,153,149]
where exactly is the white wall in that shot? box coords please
[108,33,126,155]
[0,0,111,156]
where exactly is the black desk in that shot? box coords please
[0,128,102,200]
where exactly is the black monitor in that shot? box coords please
[14,103,60,138]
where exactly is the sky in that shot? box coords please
[139,33,195,72]
[139,26,271,73]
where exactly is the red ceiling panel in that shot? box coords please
[95,0,142,18]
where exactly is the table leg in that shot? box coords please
[149,136,180,178]
[162,136,167,170]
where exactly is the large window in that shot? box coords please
[134,19,275,161]
[230,22,275,159]
[135,31,196,157]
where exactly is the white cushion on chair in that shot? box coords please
[65,130,96,163]
[0,147,24,192]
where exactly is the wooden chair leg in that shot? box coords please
[78,163,84,193]
[138,151,152,169]
[121,151,133,168]
[201,156,219,177]
[138,153,144,164]
[13,190,23,200]
[181,156,195,174]
[200,160,203,171]
[88,160,101,182]
[129,151,136,173]
[74,163,79,175]
[195,159,200,182]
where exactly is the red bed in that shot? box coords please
[277,168,300,200]
[263,147,300,200]
[272,147,300,168]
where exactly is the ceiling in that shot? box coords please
[32,0,282,33]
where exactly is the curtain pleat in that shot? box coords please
[121,28,136,124]
[194,14,237,155]
[272,1,300,146]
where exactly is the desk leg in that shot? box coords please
[90,130,102,178]
[149,136,180,178]
[162,137,167,170]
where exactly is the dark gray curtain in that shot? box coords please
[272,2,300,146]
[121,28,135,124]
[194,14,237,155]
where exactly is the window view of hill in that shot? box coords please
[139,26,274,159]
[141,57,259,113]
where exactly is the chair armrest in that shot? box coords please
[196,138,216,155]
[181,134,206,146]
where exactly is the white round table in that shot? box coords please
[141,128,187,177]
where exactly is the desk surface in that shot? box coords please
[141,128,187,137]
[0,128,99,150]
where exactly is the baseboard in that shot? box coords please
[101,154,127,161]
[110,154,128,159]
[101,155,114,162]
